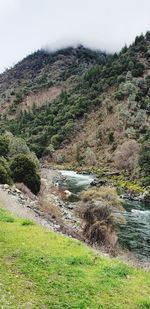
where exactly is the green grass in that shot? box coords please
[0,207,150,309]
[0,208,15,223]
[21,219,35,226]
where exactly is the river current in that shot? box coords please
[60,170,150,262]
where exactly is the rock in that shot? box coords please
[20,194,27,200]
[53,224,60,229]
[120,191,150,202]
[142,191,150,202]
[90,178,107,187]
[64,190,72,198]
[64,212,72,220]
[14,188,21,194]
[58,202,63,208]
[78,171,89,175]
[65,203,74,210]
[8,189,13,195]
[3,184,9,190]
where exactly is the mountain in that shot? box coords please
[0,45,107,155]
[0,33,150,184]
[0,45,106,116]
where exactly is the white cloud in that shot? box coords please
[0,0,150,73]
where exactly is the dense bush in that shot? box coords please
[139,141,150,186]
[0,157,11,184]
[114,91,124,101]
[0,136,9,157]
[8,136,30,157]
[10,154,41,194]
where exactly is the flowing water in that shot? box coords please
[118,200,150,262]
[59,170,150,262]
[60,170,95,194]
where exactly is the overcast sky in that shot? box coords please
[0,0,150,73]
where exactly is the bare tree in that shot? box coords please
[114,139,139,172]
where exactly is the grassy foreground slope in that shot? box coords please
[0,207,150,309]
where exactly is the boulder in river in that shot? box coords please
[64,190,72,198]
[90,178,107,187]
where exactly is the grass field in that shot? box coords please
[0,206,150,309]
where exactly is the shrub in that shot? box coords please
[126,71,133,81]
[10,154,41,194]
[23,173,41,195]
[51,134,62,148]
[27,151,40,172]
[73,144,83,163]
[21,219,35,226]
[8,136,30,157]
[103,98,113,114]
[134,110,146,128]
[125,127,136,139]
[0,157,11,184]
[80,203,117,247]
[0,136,9,157]
[114,140,139,173]
[139,141,150,186]
[119,80,137,96]
[141,176,150,187]
[118,107,131,129]
[80,187,123,210]
[108,131,114,144]
[114,91,124,101]
[84,147,96,166]
[43,144,55,157]
[78,187,124,247]
[54,153,66,164]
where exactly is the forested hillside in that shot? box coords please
[0,32,150,186]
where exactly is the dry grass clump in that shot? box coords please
[80,203,117,247]
[15,182,36,200]
[80,186,124,210]
[37,178,63,221]
[38,198,63,220]
[78,186,124,248]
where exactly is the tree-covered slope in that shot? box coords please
[0,32,150,184]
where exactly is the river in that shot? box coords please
[59,170,150,262]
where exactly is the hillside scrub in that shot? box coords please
[0,33,149,159]
[0,33,149,187]
[0,207,150,308]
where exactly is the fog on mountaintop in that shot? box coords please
[0,0,150,73]
[43,39,106,56]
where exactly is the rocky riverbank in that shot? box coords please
[0,169,83,241]
[1,167,150,268]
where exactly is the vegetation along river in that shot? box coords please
[59,170,150,262]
